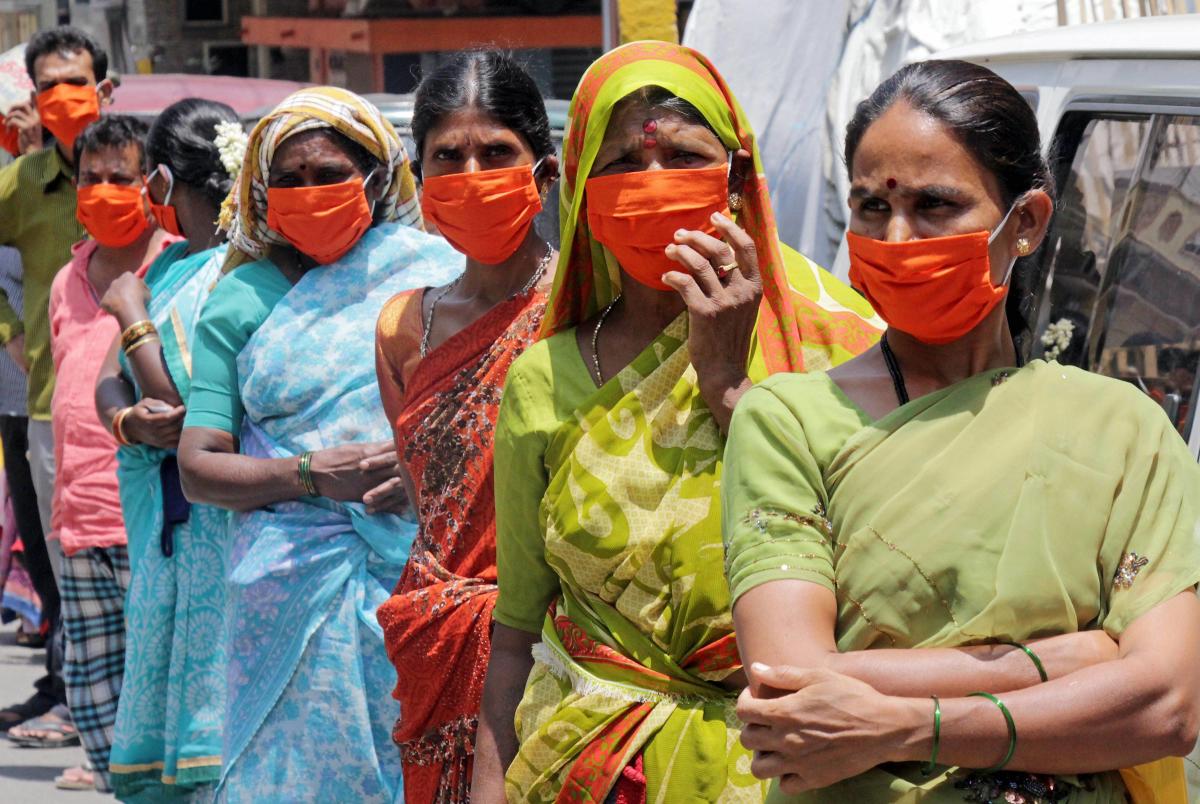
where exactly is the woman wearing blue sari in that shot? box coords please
[94,98,243,801]
[176,87,460,802]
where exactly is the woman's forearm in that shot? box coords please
[889,593,1200,774]
[472,624,537,804]
[110,300,182,406]
[178,427,304,512]
[737,581,1114,700]
[95,338,136,433]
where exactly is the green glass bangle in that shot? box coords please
[968,691,1017,771]
[921,695,941,777]
[1001,640,1048,683]
[298,451,318,497]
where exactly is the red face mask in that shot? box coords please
[36,83,100,151]
[421,164,543,265]
[76,183,150,248]
[267,175,374,265]
[847,208,1017,345]
[147,164,182,237]
[585,165,730,291]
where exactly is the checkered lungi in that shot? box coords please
[60,545,131,793]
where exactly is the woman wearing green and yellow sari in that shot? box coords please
[473,42,881,803]
[725,60,1200,804]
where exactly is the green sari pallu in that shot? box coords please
[506,316,762,803]
[722,362,1200,803]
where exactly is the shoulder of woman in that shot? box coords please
[1030,361,1183,447]
[376,288,423,342]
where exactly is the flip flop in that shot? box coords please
[0,693,55,732]
[54,766,94,790]
[7,713,80,748]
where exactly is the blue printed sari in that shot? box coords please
[217,223,460,802]
[111,243,232,801]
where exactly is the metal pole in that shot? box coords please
[602,0,620,51]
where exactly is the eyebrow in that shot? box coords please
[850,183,971,201]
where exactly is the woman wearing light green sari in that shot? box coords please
[724,60,1200,804]
[473,42,881,803]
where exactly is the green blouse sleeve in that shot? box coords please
[1099,390,1200,637]
[721,375,845,604]
[493,346,565,634]
[183,261,290,435]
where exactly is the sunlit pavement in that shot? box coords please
[0,621,107,802]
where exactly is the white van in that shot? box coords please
[937,16,1200,461]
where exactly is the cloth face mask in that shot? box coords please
[36,83,100,150]
[420,161,544,265]
[76,183,150,248]
[266,172,376,265]
[846,204,1019,345]
[585,164,731,291]
[148,164,182,237]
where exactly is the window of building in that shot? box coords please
[185,0,227,24]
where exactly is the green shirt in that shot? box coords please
[0,146,85,419]
[183,258,291,435]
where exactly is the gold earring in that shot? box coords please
[1016,237,1031,256]
[728,191,743,212]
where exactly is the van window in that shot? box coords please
[1033,111,1200,441]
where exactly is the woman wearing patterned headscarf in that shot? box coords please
[473,42,881,802]
[176,87,460,802]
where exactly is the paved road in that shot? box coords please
[0,621,107,802]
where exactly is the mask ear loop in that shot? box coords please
[988,195,1026,287]
[363,167,379,217]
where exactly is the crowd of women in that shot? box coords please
[12,26,1199,804]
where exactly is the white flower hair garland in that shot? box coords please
[214,121,249,179]
[1040,317,1076,362]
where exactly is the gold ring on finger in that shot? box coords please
[716,262,738,277]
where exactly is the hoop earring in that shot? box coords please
[728,192,743,212]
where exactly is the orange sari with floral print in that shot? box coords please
[376,285,548,804]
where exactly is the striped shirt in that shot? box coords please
[0,145,86,420]
[0,246,26,416]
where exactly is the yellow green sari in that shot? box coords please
[722,362,1200,802]
[492,41,881,803]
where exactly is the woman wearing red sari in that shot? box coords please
[374,50,559,803]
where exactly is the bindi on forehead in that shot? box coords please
[643,118,657,149]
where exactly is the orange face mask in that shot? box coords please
[421,163,543,265]
[76,183,150,248]
[36,83,100,151]
[147,165,182,237]
[586,165,730,291]
[847,207,1017,344]
[267,175,374,265]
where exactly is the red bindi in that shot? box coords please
[643,119,657,134]
[643,137,657,149]
[886,177,897,189]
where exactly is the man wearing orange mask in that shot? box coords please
[0,26,112,762]
[46,114,178,793]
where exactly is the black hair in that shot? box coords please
[147,98,240,209]
[25,25,108,85]
[411,50,553,180]
[844,60,1054,353]
[73,115,149,177]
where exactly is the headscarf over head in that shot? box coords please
[547,41,880,373]
[219,86,421,271]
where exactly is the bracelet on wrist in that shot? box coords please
[111,407,136,447]
[921,695,941,777]
[297,451,318,497]
[968,691,1017,771]
[120,319,156,349]
[123,333,160,357]
[1000,640,1048,683]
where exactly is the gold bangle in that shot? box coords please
[123,333,160,357]
[112,407,135,447]
[297,451,319,497]
[120,320,156,349]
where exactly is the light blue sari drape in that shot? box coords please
[217,222,460,802]
[111,243,232,802]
